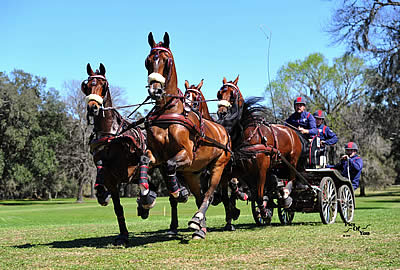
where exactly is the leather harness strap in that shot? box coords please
[146,113,231,153]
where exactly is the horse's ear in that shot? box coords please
[197,79,204,89]
[99,63,106,76]
[233,75,239,85]
[87,63,95,76]
[148,32,156,48]
[223,77,227,84]
[163,32,170,48]
[184,80,189,89]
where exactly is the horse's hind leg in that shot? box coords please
[188,154,230,239]
[256,155,273,223]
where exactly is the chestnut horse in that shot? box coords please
[183,79,241,230]
[183,79,213,121]
[82,63,147,246]
[217,76,303,226]
[142,32,231,239]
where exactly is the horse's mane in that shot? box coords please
[240,96,270,127]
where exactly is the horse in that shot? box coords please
[216,76,304,226]
[183,79,213,121]
[81,63,147,246]
[183,79,242,230]
[142,32,231,239]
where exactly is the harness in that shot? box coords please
[145,93,231,155]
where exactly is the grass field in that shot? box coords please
[0,186,399,269]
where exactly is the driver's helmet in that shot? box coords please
[293,97,306,108]
[344,142,358,151]
[313,110,325,119]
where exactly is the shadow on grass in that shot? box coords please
[12,221,325,250]
[209,221,324,232]
[13,229,193,249]
[0,200,76,206]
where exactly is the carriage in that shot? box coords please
[251,138,355,226]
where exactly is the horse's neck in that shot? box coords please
[159,68,183,114]
[200,102,212,120]
[94,96,119,137]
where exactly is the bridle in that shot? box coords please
[146,46,174,100]
[184,88,202,110]
[82,74,110,123]
[217,83,240,109]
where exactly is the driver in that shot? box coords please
[285,97,317,139]
[327,142,363,190]
[313,110,338,146]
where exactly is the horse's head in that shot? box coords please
[184,79,204,111]
[81,63,110,117]
[145,32,176,100]
[217,76,244,120]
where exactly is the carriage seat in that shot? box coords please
[308,136,327,168]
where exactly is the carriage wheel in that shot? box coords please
[318,177,337,224]
[278,207,295,225]
[251,200,273,226]
[338,185,355,223]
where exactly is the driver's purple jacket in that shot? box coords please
[327,155,363,190]
[285,111,317,138]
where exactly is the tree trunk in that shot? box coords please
[76,179,85,203]
[90,178,95,198]
[359,178,366,197]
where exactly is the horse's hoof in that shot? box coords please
[138,190,157,209]
[263,211,273,225]
[188,217,201,231]
[224,223,236,231]
[95,185,111,206]
[137,205,149,219]
[192,228,206,239]
[176,187,189,203]
[113,234,129,246]
[166,229,178,237]
[280,196,293,209]
[231,207,241,221]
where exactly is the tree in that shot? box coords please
[0,70,72,199]
[328,0,400,184]
[266,52,396,190]
[267,53,367,124]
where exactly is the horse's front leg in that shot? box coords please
[136,150,157,219]
[110,190,129,246]
[165,148,192,202]
[167,195,179,236]
[221,178,236,231]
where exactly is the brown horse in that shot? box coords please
[82,63,147,245]
[183,79,213,121]
[217,76,303,226]
[142,32,231,239]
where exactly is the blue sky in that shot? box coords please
[1,0,343,114]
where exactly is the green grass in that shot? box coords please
[0,187,399,269]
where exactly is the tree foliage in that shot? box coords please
[0,70,70,199]
[328,0,400,183]
[266,51,396,189]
